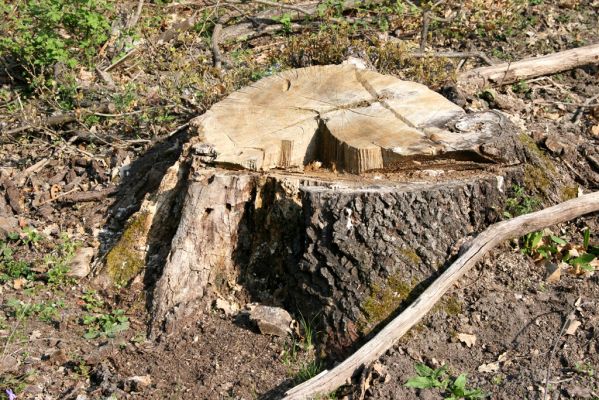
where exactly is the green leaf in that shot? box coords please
[83,330,99,339]
[530,231,543,249]
[550,235,567,246]
[405,376,435,389]
[580,264,594,272]
[569,253,596,266]
[453,374,467,391]
[414,363,434,377]
[583,228,590,250]
[7,232,19,240]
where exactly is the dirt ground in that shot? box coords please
[1,0,598,399]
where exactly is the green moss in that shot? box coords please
[560,185,578,201]
[440,295,463,316]
[360,274,413,333]
[523,164,551,194]
[399,248,421,264]
[518,134,557,195]
[105,212,149,286]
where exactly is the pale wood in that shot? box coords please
[284,191,599,399]
[459,43,599,88]
[192,65,520,174]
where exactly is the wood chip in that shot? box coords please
[565,319,581,335]
[478,361,500,373]
[457,332,477,348]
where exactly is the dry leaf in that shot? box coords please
[30,330,42,340]
[565,319,581,335]
[50,184,61,199]
[591,125,599,138]
[478,362,499,373]
[545,262,561,284]
[13,277,26,290]
[457,333,477,348]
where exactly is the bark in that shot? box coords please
[284,191,599,399]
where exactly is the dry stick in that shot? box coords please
[3,103,112,136]
[410,51,495,66]
[419,10,430,52]
[212,22,224,68]
[252,0,311,15]
[459,43,599,89]
[542,306,576,400]
[284,191,599,400]
[127,0,145,29]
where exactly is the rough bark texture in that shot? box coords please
[294,174,516,352]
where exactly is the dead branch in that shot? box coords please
[459,43,599,89]
[127,0,145,29]
[251,0,311,15]
[410,50,495,65]
[2,104,112,137]
[212,22,224,68]
[284,191,599,399]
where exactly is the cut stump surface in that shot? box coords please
[194,65,516,173]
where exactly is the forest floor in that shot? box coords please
[1,0,598,399]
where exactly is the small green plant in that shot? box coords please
[81,290,104,312]
[519,227,597,273]
[294,360,323,384]
[82,309,130,339]
[299,315,315,351]
[281,338,300,366]
[405,364,450,390]
[574,362,595,377]
[0,242,33,283]
[0,0,113,80]
[405,364,486,400]
[5,298,64,323]
[273,13,293,34]
[45,234,79,286]
[504,185,540,218]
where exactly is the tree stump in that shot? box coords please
[98,64,558,353]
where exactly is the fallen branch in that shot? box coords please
[2,103,112,136]
[458,43,599,89]
[252,0,311,15]
[127,0,145,30]
[411,50,495,65]
[284,191,599,399]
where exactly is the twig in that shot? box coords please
[459,43,599,89]
[3,104,112,136]
[420,10,430,51]
[283,192,599,399]
[127,0,145,29]
[251,0,311,15]
[104,48,138,72]
[573,93,599,124]
[212,22,224,68]
[542,306,576,400]
[36,187,81,207]
[411,51,495,65]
